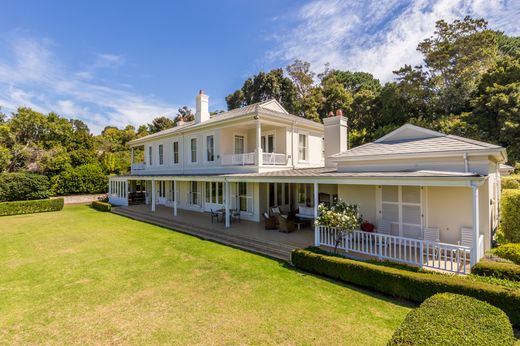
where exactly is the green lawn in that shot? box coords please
[0,205,412,345]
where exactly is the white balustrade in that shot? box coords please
[262,152,287,165]
[221,153,256,166]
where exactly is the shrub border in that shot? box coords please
[0,198,64,216]
[91,201,112,212]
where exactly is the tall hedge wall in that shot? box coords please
[0,198,64,216]
[499,189,520,243]
[0,173,50,202]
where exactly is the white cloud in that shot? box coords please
[273,0,520,82]
[0,36,177,133]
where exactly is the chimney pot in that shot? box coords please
[199,89,205,95]
[328,111,334,117]
[336,109,343,117]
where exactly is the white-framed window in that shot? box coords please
[261,133,275,153]
[268,183,290,207]
[234,135,245,154]
[158,144,164,165]
[206,135,215,162]
[190,138,197,163]
[158,181,166,198]
[189,181,200,205]
[205,181,223,204]
[148,146,153,166]
[173,141,179,164]
[298,133,308,161]
[380,185,423,239]
[238,182,251,212]
[297,183,313,207]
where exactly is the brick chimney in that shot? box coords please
[195,90,209,123]
[323,109,348,167]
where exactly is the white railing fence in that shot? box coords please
[317,226,471,274]
[221,153,255,166]
[262,152,287,165]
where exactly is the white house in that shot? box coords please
[108,90,507,273]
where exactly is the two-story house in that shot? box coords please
[109,90,507,274]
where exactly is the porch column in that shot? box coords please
[173,180,177,216]
[151,179,156,212]
[255,120,263,166]
[471,185,479,266]
[225,181,230,228]
[314,182,320,246]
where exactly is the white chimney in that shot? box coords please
[195,89,210,123]
[323,109,348,167]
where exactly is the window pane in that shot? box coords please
[234,136,244,154]
[382,203,399,222]
[206,182,210,202]
[382,186,398,202]
[268,135,274,153]
[148,147,153,165]
[402,186,420,204]
[191,139,197,162]
[402,205,421,224]
[206,135,214,162]
[159,145,164,165]
[173,142,179,164]
[218,183,223,204]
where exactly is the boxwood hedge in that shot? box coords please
[291,249,520,326]
[388,293,514,346]
[0,198,64,216]
[472,260,520,281]
[492,243,520,265]
[499,189,520,243]
[91,201,111,212]
[501,175,520,190]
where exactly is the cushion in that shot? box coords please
[271,207,280,215]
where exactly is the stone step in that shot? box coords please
[112,208,293,261]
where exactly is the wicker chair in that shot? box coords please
[263,212,277,230]
[277,214,296,233]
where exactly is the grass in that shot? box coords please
[0,205,412,345]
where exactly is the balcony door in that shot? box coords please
[261,133,275,153]
[379,185,423,239]
[234,135,245,154]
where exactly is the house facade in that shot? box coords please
[108,90,507,272]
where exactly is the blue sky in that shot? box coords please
[0,0,519,133]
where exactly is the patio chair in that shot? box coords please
[422,227,440,260]
[276,214,295,233]
[263,212,277,230]
[231,208,241,223]
[210,209,220,224]
[458,227,473,248]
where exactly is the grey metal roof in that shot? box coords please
[331,133,503,160]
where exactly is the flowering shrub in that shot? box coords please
[315,200,363,231]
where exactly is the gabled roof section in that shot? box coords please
[128,99,318,145]
[331,123,506,162]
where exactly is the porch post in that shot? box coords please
[256,120,263,166]
[173,180,177,217]
[471,185,479,266]
[225,180,230,228]
[314,182,320,246]
[151,179,156,212]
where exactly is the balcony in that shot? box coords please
[221,152,287,166]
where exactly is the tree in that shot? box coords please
[148,116,175,134]
[174,106,194,124]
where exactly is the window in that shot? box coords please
[380,186,422,238]
[238,182,249,212]
[298,134,308,161]
[173,141,179,164]
[190,181,199,205]
[234,135,245,154]
[297,183,313,207]
[205,182,223,204]
[158,181,166,198]
[190,138,197,163]
[261,134,274,153]
[269,183,290,207]
[206,135,214,162]
[158,144,164,165]
[148,146,153,165]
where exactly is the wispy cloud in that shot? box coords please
[0,36,177,133]
[272,0,520,82]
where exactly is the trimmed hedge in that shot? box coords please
[0,198,64,216]
[501,175,520,190]
[499,189,520,243]
[492,243,520,265]
[91,201,111,212]
[389,293,514,346]
[0,173,50,202]
[472,260,520,281]
[291,249,520,326]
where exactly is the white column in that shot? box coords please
[291,124,295,168]
[471,185,479,266]
[151,179,156,212]
[173,180,177,216]
[314,182,320,246]
[256,120,263,166]
[225,181,230,228]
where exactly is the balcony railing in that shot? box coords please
[263,152,287,165]
[316,226,472,274]
[131,162,146,171]
[221,153,256,166]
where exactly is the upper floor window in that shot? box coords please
[206,135,214,162]
[298,134,308,161]
[158,144,164,165]
[173,141,179,164]
[148,146,153,166]
[261,134,274,153]
[191,138,197,163]
[234,135,245,154]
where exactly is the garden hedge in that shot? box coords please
[472,260,520,281]
[501,175,520,190]
[492,243,520,265]
[499,189,520,243]
[0,172,50,202]
[91,201,111,212]
[0,198,64,216]
[388,293,514,346]
[291,249,520,326]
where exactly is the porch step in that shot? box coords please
[111,207,294,261]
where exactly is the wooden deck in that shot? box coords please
[112,205,315,261]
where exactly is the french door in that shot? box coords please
[261,134,275,153]
[380,186,423,239]
[204,182,224,211]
